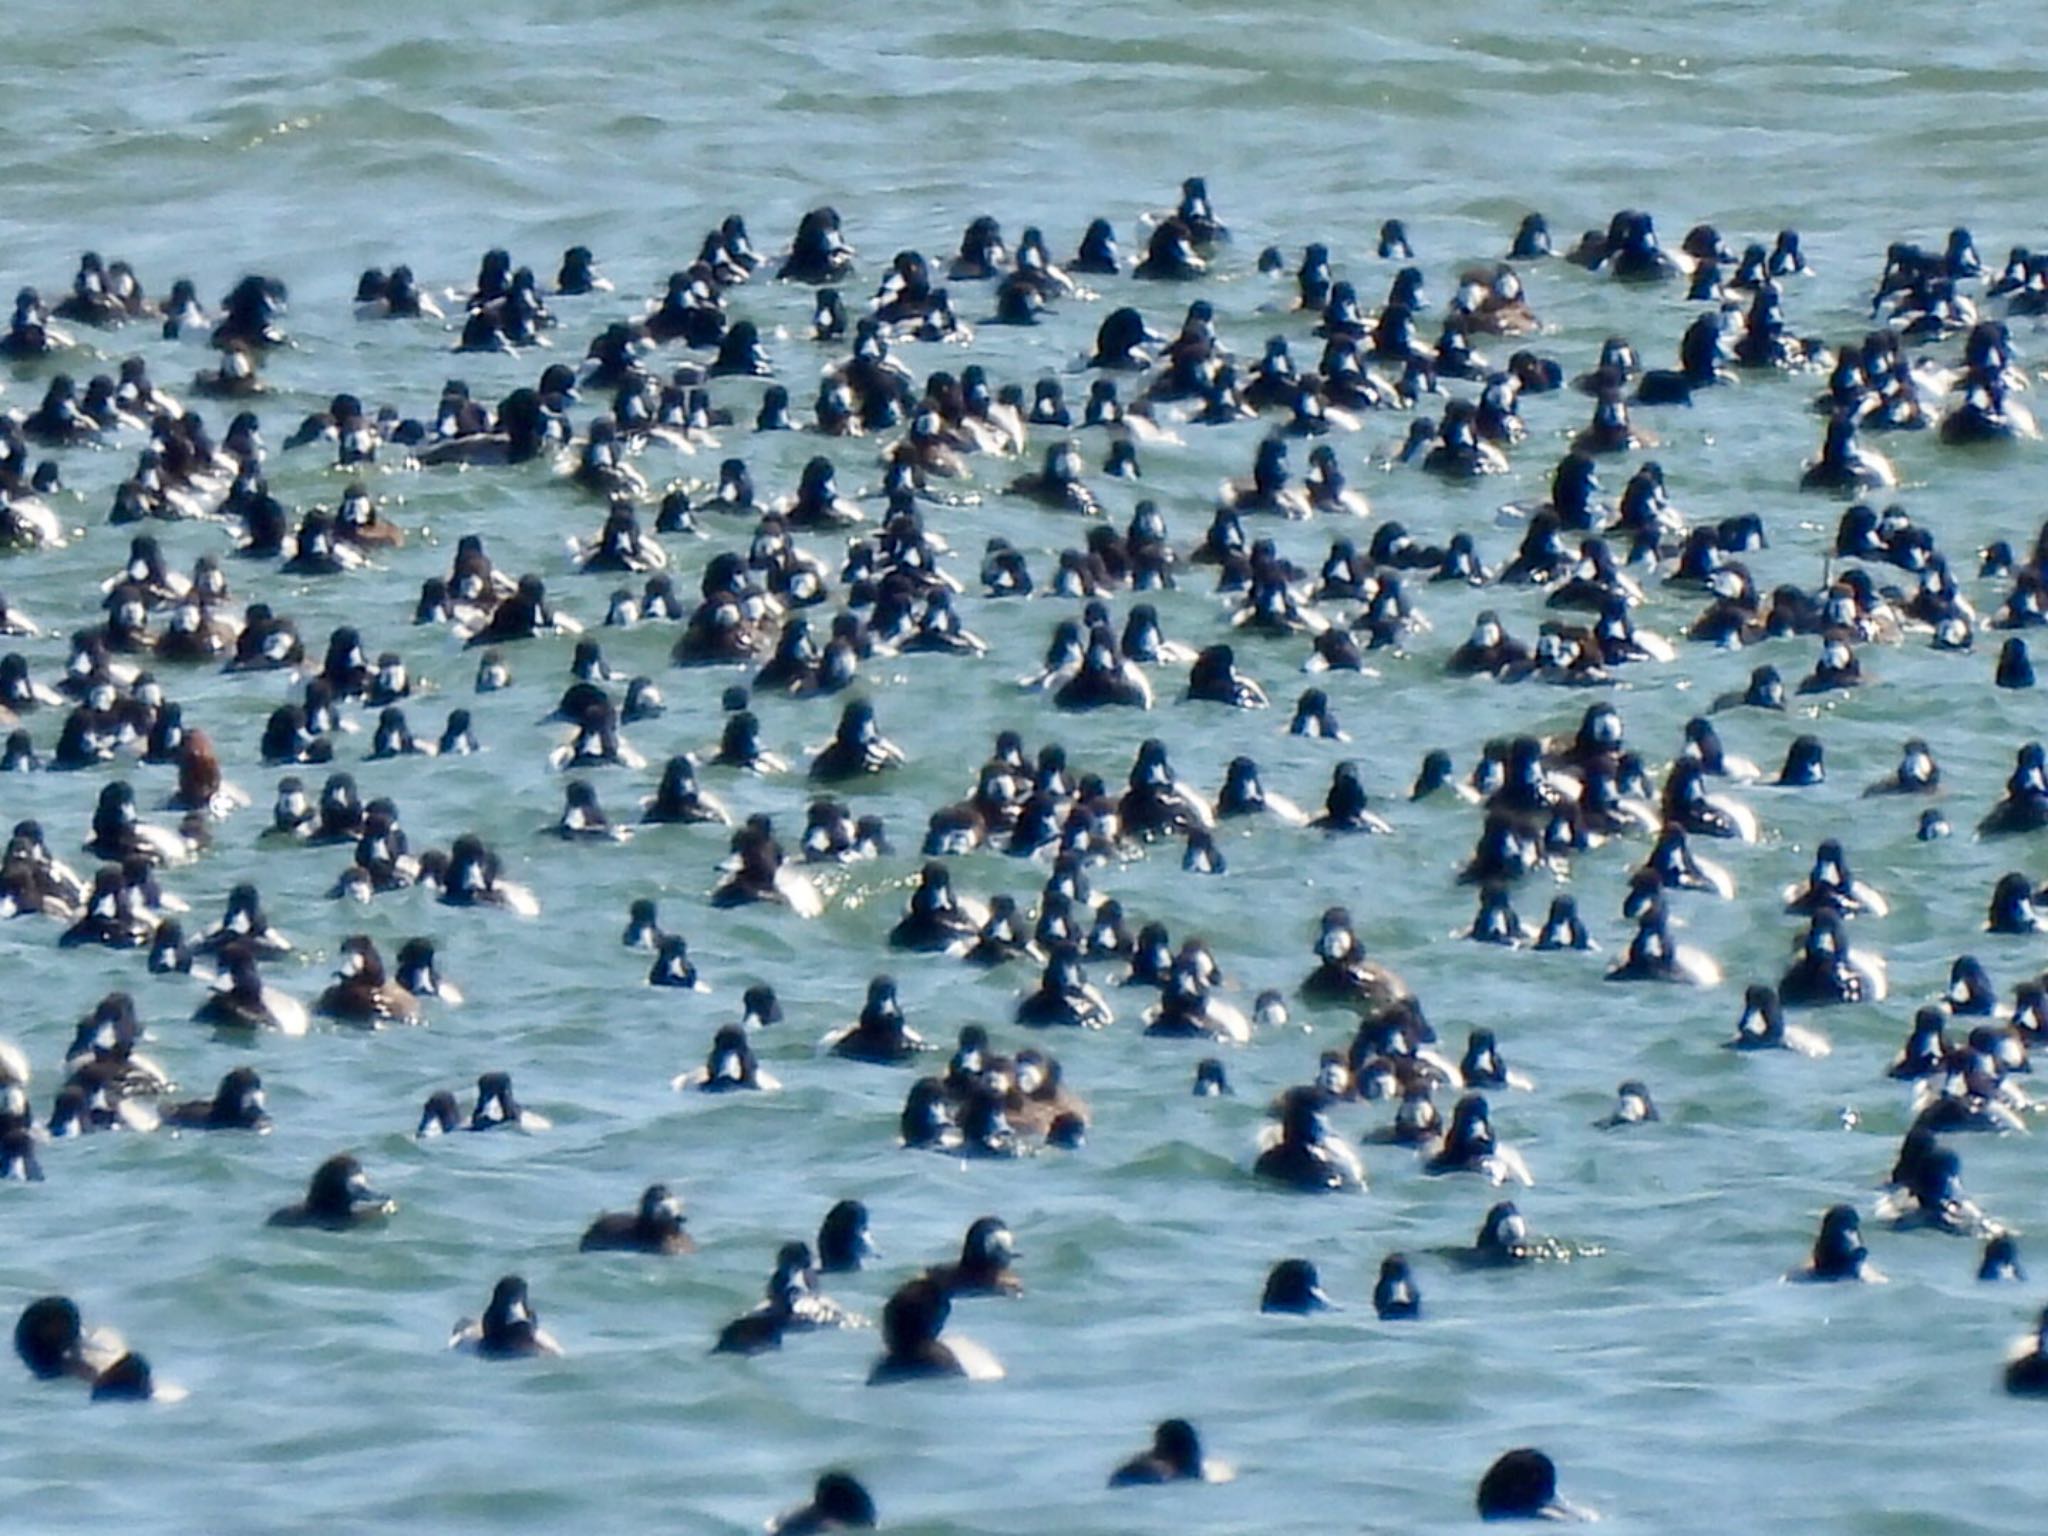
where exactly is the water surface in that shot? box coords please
[3,5,2046,1533]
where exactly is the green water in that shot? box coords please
[3,3,2047,1532]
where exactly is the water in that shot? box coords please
[3,3,2047,1531]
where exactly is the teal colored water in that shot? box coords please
[3,4,2047,1533]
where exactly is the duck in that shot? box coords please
[11,1295,151,1393]
[56,866,155,948]
[1802,412,1897,492]
[711,818,824,917]
[1054,629,1154,710]
[1016,947,1115,1030]
[1423,1094,1534,1186]
[554,780,631,844]
[1980,1234,2026,1284]
[461,1071,550,1133]
[1118,738,1211,838]
[1475,1448,1595,1522]
[1459,1029,1534,1092]
[1108,1419,1234,1487]
[865,1278,1002,1384]
[85,780,192,867]
[1357,1254,1419,1320]
[1724,984,1831,1056]
[439,834,541,917]
[1006,439,1100,516]
[579,1184,694,1254]
[1449,1201,1549,1269]
[897,1076,961,1152]
[61,993,172,1101]
[191,948,308,1035]
[449,1276,563,1359]
[1880,1146,2002,1237]
[674,1025,781,1092]
[1605,902,1721,986]
[315,936,422,1026]
[1254,1086,1367,1193]
[161,1067,272,1131]
[1183,644,1268,708]
[267,1154,395,1229]
[888,862,987,953]
[191,882,292,959]
[1781,839,1890,919]
[924,1216,1023,1298]
[1778,912,1887,1006]
[1299,907,1411,1013]
[809,700,906,781]
[1979,743,2048,835]
[767,1472,877,1535]
[1660,758,1760,842]
[825,977,930,1064]
[382,939,457,1009]
[1310,761,1394,834]
[642,755,731,826]
[1144,961,1251,1042]
[1215,756,1310,824]
[2006,1307,2048,1396]
[1637,825,1734,901]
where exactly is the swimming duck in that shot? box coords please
[1260,1258,1335,1315]
[12,1296,151,1394]
[925,1216,1023,1298]
[462,1070,549,1133]
[1144,960,1251,1042]
[450,1276,563,1359]
[1299,907,1411,1013]
[315,936,421,1026]
[1596,1080,1660,1129]
[889,862,986,953]
[267,1154,395,1229]
[825,976,930,1064]
[1476,1447,1594,1522]
[161,1067,271,1131]
[675,1025,781,1093]
[1778,912,1887,1006]
[809,700,905,781]
[1725,984,1831,1056]
[1802,412,1897,492]
[1311,761,1393,834]
[1980,1234,2026,1283]
[712,818,824,917]
[1881,1146,2002,1237]
[1016,947,1115,1030]
[865,1277,1002,1384]
[1423,1094,1534,1185]
[1782,839,1890,919]
[191,948,308,1034]
[1254,1086,1367,1193]
[767,1472,877,1535]
[439,834,540,917]
[1108,1419,1234,1487]
[579,1184,694,1254]
[2006,1307,2048,1396]
[1605,902,1721,986]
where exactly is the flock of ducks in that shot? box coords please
[7,175,2048,1528]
